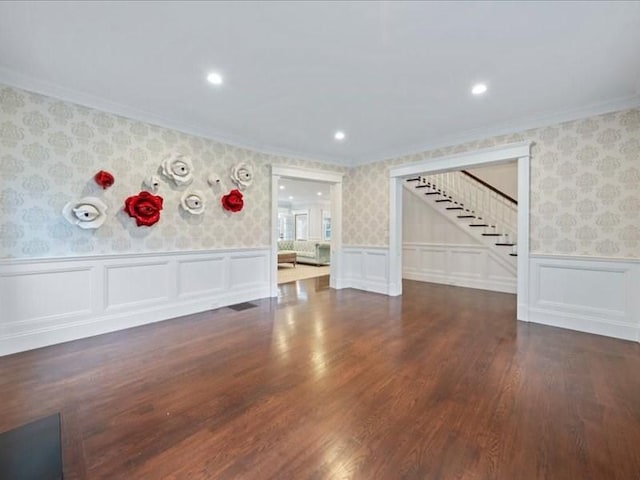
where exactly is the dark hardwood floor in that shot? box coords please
[1,278,639,479]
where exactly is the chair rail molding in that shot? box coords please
[0,248,271,356]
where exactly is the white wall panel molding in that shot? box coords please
[105,260,172,310]
[341,247,390,295]
[403,242,517,294]
[529,255,640,342]
[177,256,226,298]
[0,248,271,356]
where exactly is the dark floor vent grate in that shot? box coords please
[227,302,258,312]
[0,413,63,480]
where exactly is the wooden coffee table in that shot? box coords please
[277,252,297,267]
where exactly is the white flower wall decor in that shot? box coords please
[207,172,222,188]
[0,85,344,259]
[230,163,253,190]
[161,153,194,186]
[180,190,206,215]
[62,197,108,229]
[143,174,162,192]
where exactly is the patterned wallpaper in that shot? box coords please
[343,108,640,259]
[2,84,638,260]
[0,85,344,259]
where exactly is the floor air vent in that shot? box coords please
[227,302,258,312]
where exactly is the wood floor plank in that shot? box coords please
[1,278,640,479]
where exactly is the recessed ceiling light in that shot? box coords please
[471,83,487,95]
[288,196,293,200]
[334,131,346,141]
[317,192,322,196]
[207,72,223,85]
[279,185,285,190]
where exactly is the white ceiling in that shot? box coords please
[1,1,639,166]
[278,178,331,206]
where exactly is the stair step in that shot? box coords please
[407,177,421,182]
[435,199,452,203]
[495,243,516,246]
[446,207,464,210]
[469,224,489,227]
[481,233,502,236]
[457,215,475,218]
[509,253,518,257]
[424,192,439,195]
[415,184,431,189]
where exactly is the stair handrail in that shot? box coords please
[417,171,518,242]
[461,170,517,205]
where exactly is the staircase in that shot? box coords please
[405,170,518,260]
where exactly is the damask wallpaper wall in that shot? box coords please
[0,85,344,259]
[2,84,639,260]
[343,108,640,259]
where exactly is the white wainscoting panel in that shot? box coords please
[529,255,640,342]
[0,248,271,356]
[230,253,268,288]
[449,248,484,279]
[106,261,171,309]
[403,243,516,293]
[421,247,447,275]
[177,256,225,298]
[340,247,390,295]
[1,267,93,325]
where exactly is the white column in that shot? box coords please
[388,177,403,296]
[330,182,343,290]
[270,174,280,297]
[517,155,530,321]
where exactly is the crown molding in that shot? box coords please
[0,67,351,167]
[2,67,638,169]
[351,94,640,166]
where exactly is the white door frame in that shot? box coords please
[271,165,344,297]
[388,142,531,321]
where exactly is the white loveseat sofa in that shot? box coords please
[277,240,330,266]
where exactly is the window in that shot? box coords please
[294,213,308,240]
[277,211,293,240]
[322,210,331,241]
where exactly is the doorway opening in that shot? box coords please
[402,161,518,293]
[277,177,332,285]
[270,166,344,297]
[389,142,531,321]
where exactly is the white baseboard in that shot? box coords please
[403,271,516,294]
[529,255,640,342]
[0,248,271,356]
[402,243,516,294]
[517,302,529,322]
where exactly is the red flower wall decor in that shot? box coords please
[221,189,244,213]
[125,191,164,226]
[94,170,115,189]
